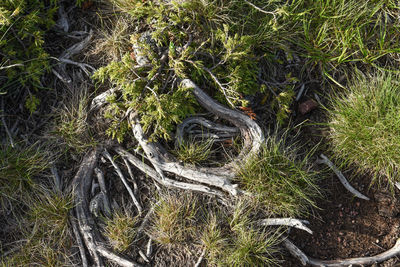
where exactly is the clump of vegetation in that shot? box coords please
[52,88,97,154]
[2,190,74,266]
[201,202,281,267]
[287,0,400,76]
[328,71,400,188]
[0,143,49,209]
[236,135,320,217]
[104,211,138,253]
[172,137,213,165]
[149,193,198,246]
[0,0,58,111]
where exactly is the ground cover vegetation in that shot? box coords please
[2,0,400,266]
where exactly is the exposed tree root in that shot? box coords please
[317,154,370,201]
[103,149,143,214]
[284,238,400,267]
[258,218,313,234]
[72,148,142,267]
[175,116,239,145]
[114,146,225,198]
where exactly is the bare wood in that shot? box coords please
[123,158,139,195]
[90,88,116,111]
[72,148,143,267]
[317,154,369,200]
[72,148,104,266]
[103,149,143,214]
[70,214,89,267]
[114,146,225,198]
[284,238,400,267]
[146,238,153,258]
[181,79,264,166]
[194,247,206,267]
[97,245,143,267]
[60,29,93,60]
[258,218,312,234]
[94,167,112,216]
[130,116,239,196]
[138,250,150,263]
[175,116,239,145]
[282,239,308,266]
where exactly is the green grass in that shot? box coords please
[2,190,74,266]
[235,134,320,217]
[149,193,198,246]
[0,143,49,209]
[201,201,281,267]
[104,211,138,253]
[172,137,214,165]
[328,71,400,188]
[53,88,97,154]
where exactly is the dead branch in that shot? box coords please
[70,214,89,267]
[194,247,206,267]
[181,79,264,165]
[72,148,104,266]
[129,119,239,195]
[284,237,400,267]
[94,167,112,217]
[123,78,264,196]
[114,146,225,198]
[145,238,152,258]
[96,245,143,267]
[122,158,139,195]
[61,29,94,60]
[317,154,370,200]
[103,149,143,214]
[72,148,142,267]
[258,218,312,234]
[175,116,239,145]
[138,250,150,263]
[90,88,116,112]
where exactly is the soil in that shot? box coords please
[282,103,400,267]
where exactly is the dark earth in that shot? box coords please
[282,100,400,266]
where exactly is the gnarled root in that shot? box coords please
[284,238,400,266]
[71,148,142,267]
[126,79,264,196]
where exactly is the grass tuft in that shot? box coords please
[328,71,400,188]
[201,201,281,267]
[172,137,214,165]
[0,143,49,209]
[149,193,198,246]
[53,88,97,154]
[236,134,320,217]
[104,211,137,253]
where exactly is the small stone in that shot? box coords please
[298,99,318,115]
[376,239,380,243]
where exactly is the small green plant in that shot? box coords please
[149,193,198,246]
[104,211,137,253]
[236,134,320,217]
[0,0,58,109]
[327,71,400,188]
[53,89,97,153]
[172,137,213,165]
